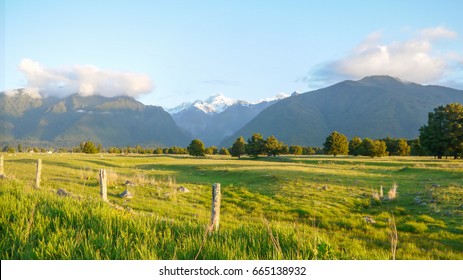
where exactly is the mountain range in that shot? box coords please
[2,75,463,148]
[168,93,290,146]
[220,75,463,147]
[0,89,190,147]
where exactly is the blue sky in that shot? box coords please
[2,0,463,108]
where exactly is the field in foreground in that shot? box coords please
[0,153,462,260]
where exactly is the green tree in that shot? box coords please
[17,144,23,153]
[171,146,188,154]
[397,138,411,156]
[445,103,463,158]
[135,145,144,154]
[373,140,388,157]
[289,145,303,155]
[205,147,214,155]
[383,137,398,156]
[205,146,218,155]
[348,137,362,156]
[218,147,230,156]
[419,104,463,159]
[230,136,246,159]
[265,135,285,157]
[323,131,349,156]
[108,147,121,154]
[382,137,411,156]
[82,141,99,154]
[360,138,387,157]
[420,106,446,158]
[359,138,375,157]
[409,139,425,156]
[187,139,205,157]
[246,133,266,158]
[281,144,289,154]
[303,147,316,155]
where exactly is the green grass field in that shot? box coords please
[1,153,462,260]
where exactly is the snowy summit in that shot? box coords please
[167,93,289,115]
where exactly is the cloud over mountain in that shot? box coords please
[17,58,154,98]
[308,27,461,87]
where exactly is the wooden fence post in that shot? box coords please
[34,159,42,188]
[210,183,221,232]
[0,155,4,178]
[99,169,108,202]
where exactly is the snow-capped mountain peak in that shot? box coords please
[198,93,237,114]
[167,101,193,114]
[250,92,290,104]
[204,93,236,105]
[167,92,290,115]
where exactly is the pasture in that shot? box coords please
[1,153,462,259]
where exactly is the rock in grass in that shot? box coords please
[432,183,441,187]
[321,185,328,190]
[177,186,190,193]
[119,189,133,198]
[363,216,376,224]
[57,188,69,197]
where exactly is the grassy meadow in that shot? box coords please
[0,153,462,260]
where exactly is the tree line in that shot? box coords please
[0,133,433,159]
[3,103,461,159]
[187,133,415,158]
[322,103,463,159]
[322,131,412,157]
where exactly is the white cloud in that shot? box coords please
[309,27,460,86]
[4,88,42,99]
[17,59,154,98]
[419,26,457,40]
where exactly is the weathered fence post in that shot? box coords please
[0,155,4,178]
[99,169,108,202]
[210,183,221,232]
[34,159,42,188]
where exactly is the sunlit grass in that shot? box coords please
[0,153,462,259]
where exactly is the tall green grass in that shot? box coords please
[1,153,462,259]
[0,177,328,259]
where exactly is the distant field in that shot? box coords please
[1,153,462,259]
